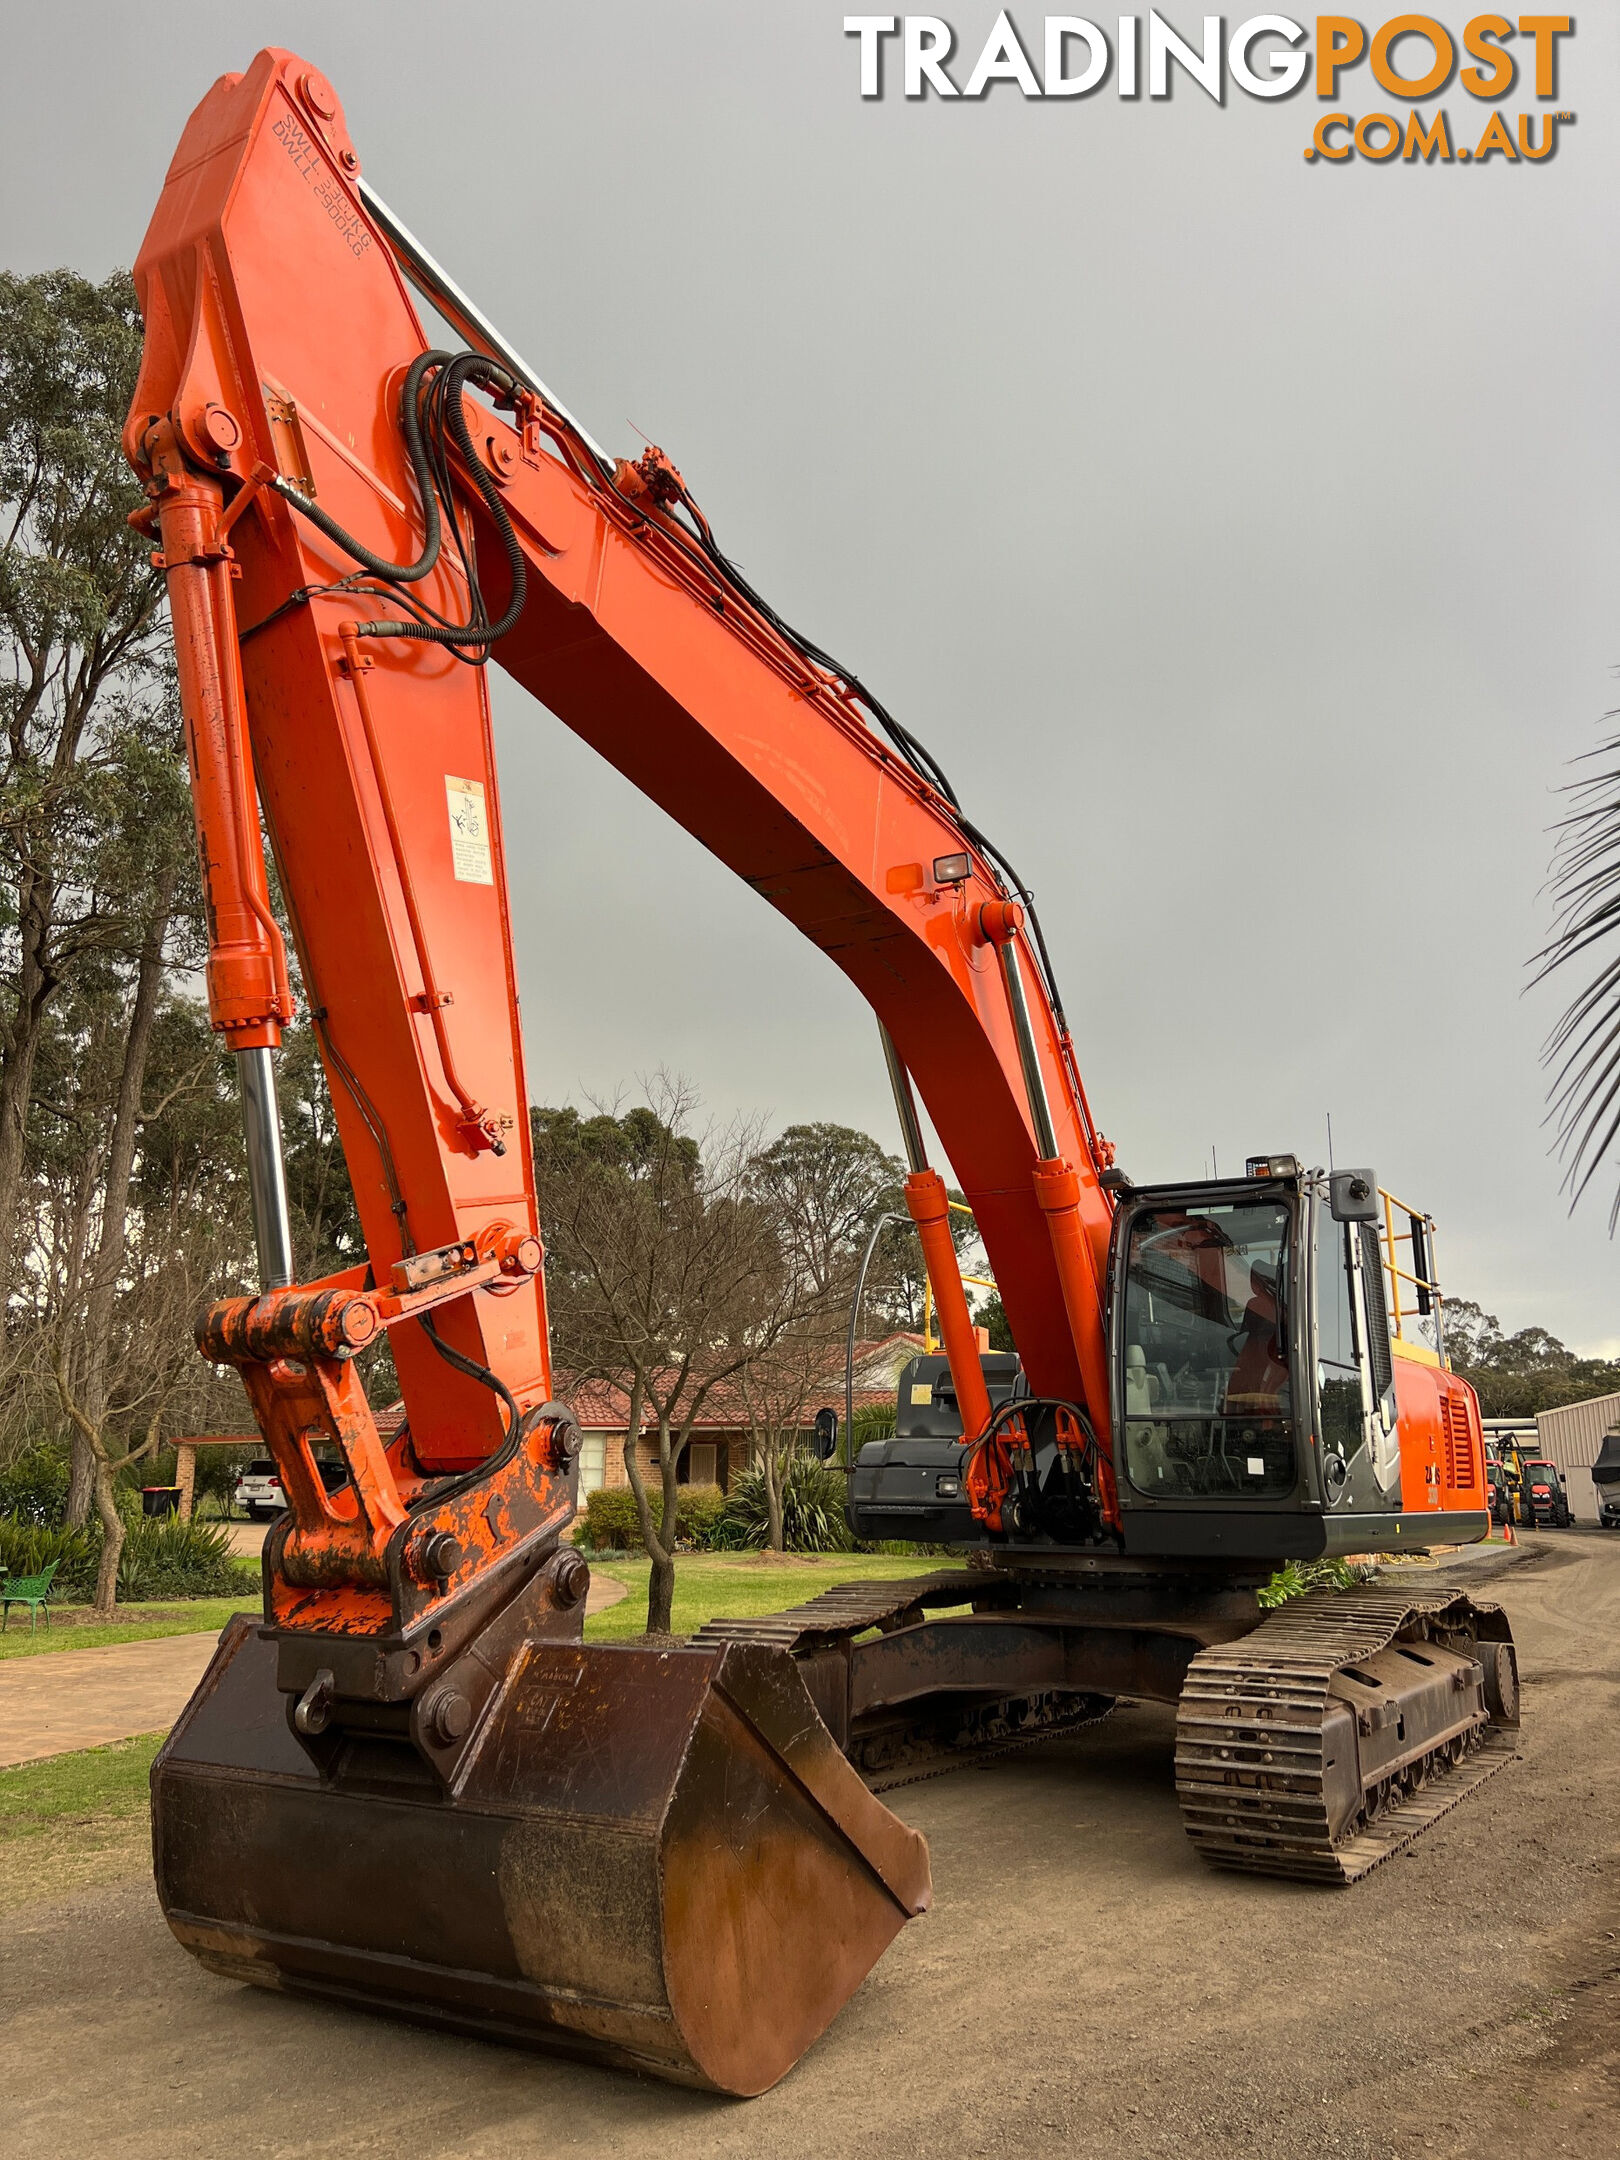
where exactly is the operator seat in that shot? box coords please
[1224,1264,1289,1413]
[1125,1344,1179,1488]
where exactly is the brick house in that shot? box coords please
[168,1336,926,1517]
[563,1332,926,1497]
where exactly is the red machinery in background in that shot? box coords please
[125,51,1518,2096]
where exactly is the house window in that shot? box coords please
[578,1434,606,1494]
[686,1442,718,1487]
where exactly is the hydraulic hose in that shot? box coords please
[270,349,527,654]
[361,352,527,648]
[270,349,443,583]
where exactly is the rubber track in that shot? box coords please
[1174,1584,1519,1884]
[689,1570,990,1656]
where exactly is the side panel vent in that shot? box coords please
[1441,1392,1477,1492]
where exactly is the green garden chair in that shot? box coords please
[0,1560,59,1634]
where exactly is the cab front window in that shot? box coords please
[1120,1199,1296,1498]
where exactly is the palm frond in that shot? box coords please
[1532,721,1620,1230]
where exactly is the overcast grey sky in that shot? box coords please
[3,4,1615,1349]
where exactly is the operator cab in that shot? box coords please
[1116,1189,1295,1502]
[850,1156,1481,1562]
[1109,1156,1434,1559]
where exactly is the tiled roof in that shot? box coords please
[558,1372,899,1435]
[345,1334,926,1443]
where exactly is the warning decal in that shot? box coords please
[446,775,494,885]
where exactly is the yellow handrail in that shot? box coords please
[1377,1185,1442,1343]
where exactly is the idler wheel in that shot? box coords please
[1480,1639,1519,1726]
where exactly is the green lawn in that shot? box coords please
[0,1731,163,1831]
[0,1552,941,1660]
[0,1596,255,1660]
[0,1732,165,1911]
[583,1550,942,1642]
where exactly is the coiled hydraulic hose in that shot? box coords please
[269,349,526,654]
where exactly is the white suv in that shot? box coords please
[232,1456,352,1520]
[233,1459,286,1520]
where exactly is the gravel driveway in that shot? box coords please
[2,1534,1615,2160]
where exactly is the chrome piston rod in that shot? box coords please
[236,1045,295,1291]
[879,1023,929,1176]
[996,938,1060,1163]
[358,180,613,472]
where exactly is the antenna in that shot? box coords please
[1326,1112,1335,1173]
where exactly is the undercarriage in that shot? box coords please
[696,1558,1521,1879]
[152,1549,1518,2092]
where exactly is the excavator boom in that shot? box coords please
[126,53,1120,1461]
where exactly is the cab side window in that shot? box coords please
[1316,1210,1363,1460]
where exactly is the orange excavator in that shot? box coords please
[126,50,1520,2097]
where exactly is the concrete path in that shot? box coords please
[0,1573,630,1769]
[583,1574,628,1619]
[0,1635,219,1769]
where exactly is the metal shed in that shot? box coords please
[1535,1391,1620,1524]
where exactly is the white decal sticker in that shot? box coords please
[446,775,493,885]
[1246,1456,1265,1477]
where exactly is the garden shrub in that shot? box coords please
[114,1515,241,1600]
[850,1401,897,1455]
[717,1456,854,1553]
[677,1482,729,1549]
[578,1482,729,1552]
[0,1515,98,1597]
[580,1486,642,1551]
[0,1509,242,1602]
[0,1445,71,1527]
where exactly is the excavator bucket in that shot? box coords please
[152,1616,931,2095]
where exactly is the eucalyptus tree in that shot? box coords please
[0,268,179,1340]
